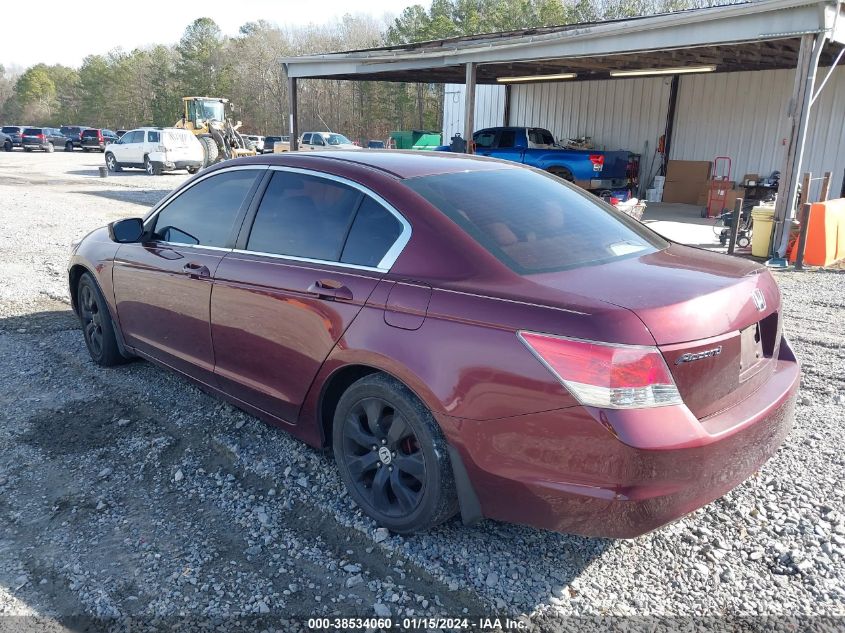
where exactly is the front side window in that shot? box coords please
[151,170,259,247]
[246,171,361,261]
[327,134,351,145]
[311,135,325,146]
[406,168,667,273]
[301,133,311,144]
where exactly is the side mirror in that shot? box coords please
[108,218,144,243]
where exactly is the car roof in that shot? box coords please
[222,149,517,180]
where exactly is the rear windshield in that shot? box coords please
[82,129,99,137]
[23,128,42,135]
[405,169,666,273]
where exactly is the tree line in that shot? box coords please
[0,0,740,143]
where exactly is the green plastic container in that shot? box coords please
[389,130,442,150]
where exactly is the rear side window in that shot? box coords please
[405,169,667,273]
[497,130,516,148]
[246,171,361,261]
[528,128,555,145]
[341,198,402,267]
[148,131,160,143]
[152,170,259,247]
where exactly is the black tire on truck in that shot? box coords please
[199,136,218,168]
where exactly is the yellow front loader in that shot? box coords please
[175,97,256,167]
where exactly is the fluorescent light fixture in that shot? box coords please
[496,73,577,83]
[610,65,716,77]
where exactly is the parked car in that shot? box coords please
[298,131,360,151]
[80,128,119,152]
[60,125,91,151]
[440,126,631,194]
[242,135,265,153]
[21,127,66,152]
[269,135,290,153]
[1,125,26,148]
[105,127,203,175]
[0,131,11,151]
[367,140,386,149]
[68,151,798,538]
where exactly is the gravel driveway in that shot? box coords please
[0,150,843,631]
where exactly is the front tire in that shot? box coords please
[3,140,11,152]
[77,273,126,367]
[333,374,458,533]
[65,141,73,152]
[144,156,161,176]
[105,152,121,172]
[199,136,218,167]
[187,166,200,174]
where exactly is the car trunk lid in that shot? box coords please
[528,244,782,418]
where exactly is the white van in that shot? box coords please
[105,127,204,175]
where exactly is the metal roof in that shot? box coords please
[282,0,845,83]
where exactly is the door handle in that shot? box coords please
[182,262,210,278]
[307,279,353,301]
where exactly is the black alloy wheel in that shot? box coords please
[341,397,426,518]
[333,374,458,533]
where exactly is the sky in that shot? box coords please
[0,0,413,70]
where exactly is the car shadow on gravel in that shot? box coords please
[1,309,614,621]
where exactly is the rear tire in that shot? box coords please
[333,373,458,534]
[24,147,32,152]
[187,166,199,174]
[199,136,218,168]
[77,273,126,367]
[46,142,54,153]
[144,156,161,176]
[105,152,121,172]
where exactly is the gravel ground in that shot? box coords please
[0,150,843,631]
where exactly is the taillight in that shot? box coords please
[37,133,45,140]
[589,154,604,167]
[98,131,104,140]
[519,332,682,409]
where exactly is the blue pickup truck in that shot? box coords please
[441,127,632,195]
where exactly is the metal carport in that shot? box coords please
[282,0,845,258]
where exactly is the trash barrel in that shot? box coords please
[750,206,775,257]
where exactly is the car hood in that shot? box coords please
[527,244,779,345]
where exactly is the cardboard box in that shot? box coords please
[666,160,712,182]
[662,160,714,204]
[662,181,703,204]
[742,173,760,186]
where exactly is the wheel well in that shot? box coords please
[68,264,90,315]
[318,365,381,446]
[548,166,574,181]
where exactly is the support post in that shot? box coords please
[288,75,299,152]
[798,172,812,209]
[820,171,832,201]
[772,34,825,257]
[794,203,813,270]
[463,62,477,154]
[727,197,744,255]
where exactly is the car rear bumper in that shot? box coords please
[22,141,49,150]
[151,159,202,171]
[439,338,799,538]
[82,142,106,150]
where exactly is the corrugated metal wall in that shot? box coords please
[508,77,672,160]
[442,83,506,142]
[443,67,845,200]
[671,67,845,200]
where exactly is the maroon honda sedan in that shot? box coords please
[68,151,799,538]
